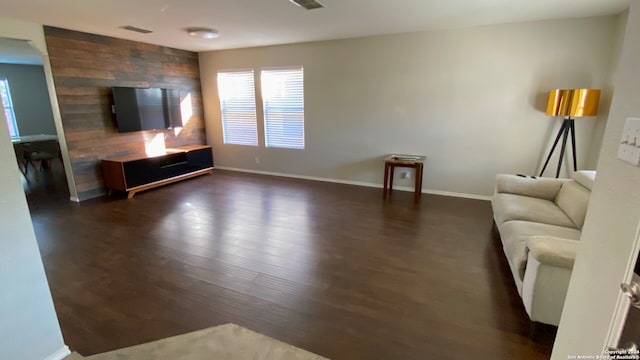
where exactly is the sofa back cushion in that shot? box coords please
[495,174,564,201]
[555,181,591,229]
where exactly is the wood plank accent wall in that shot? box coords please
[44,26,207,200]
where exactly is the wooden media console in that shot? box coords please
[102,145,214,199]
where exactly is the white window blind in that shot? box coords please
[261,67,304,149]
[217,70,258,146]
[0,78,19,139]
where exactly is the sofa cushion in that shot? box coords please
[495,174,563,201]
[492,193,577,228]
[499,220,582,242]
[555,181,591,229]
[499,221,581,283]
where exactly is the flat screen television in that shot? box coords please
[112,87,182,133]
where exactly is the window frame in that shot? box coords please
[0,78,19,139]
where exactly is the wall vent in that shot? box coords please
[119,25,153,34]
[289,0,325,10]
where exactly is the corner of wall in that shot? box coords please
[586,10,630,169]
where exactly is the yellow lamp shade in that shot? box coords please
[546,88,601,117]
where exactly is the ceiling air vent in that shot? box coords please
[289,0,325,10]
[119,25,153,34]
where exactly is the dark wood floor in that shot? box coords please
[25,168,555,359]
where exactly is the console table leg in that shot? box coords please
[127,191,136,199]
[389,165,395,192]
[416,164,424,202]
[383,163,389,199]
[414,165,420,202]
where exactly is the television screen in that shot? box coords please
[112,87,182,133]
[163,89,182,129]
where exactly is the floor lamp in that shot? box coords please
[539,88,601,178]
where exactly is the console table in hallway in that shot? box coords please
[382,154,426,202]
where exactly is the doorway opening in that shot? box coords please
[0,37,73,206]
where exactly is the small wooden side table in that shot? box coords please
[382,155,426,202]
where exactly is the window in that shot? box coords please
[217,70,258,146]
[261,67,304,149]
[0,78,19,139]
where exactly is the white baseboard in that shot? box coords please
[44,346,71,360]
[411,187,491,201]
[214,166,491,201]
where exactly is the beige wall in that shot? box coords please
[0,116,65,360]
[0,18,47,55]
[0,17,68,360]
[553,0,640,357]
[586,11,629,170]
[200,16,619,197]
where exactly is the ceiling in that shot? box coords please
[0,0,631,53]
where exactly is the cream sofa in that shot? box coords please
[491,170,595,326]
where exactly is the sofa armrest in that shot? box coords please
[495,174,564,201]
[521,236,579,325]
[521,248,574,326]
[526,235,579,269]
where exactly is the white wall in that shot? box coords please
[200,16,619,197]
[0,18,68,360]
[586,11,629,170]
[0,18,47,55]
[0,87,67,360]
[552,0,640,357]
